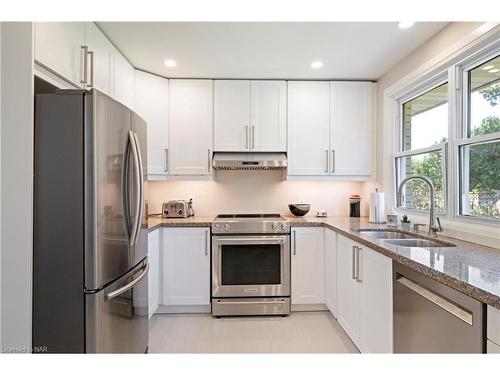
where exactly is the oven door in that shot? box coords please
[212,235,290,297]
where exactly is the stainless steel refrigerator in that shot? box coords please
[33,89,149,353]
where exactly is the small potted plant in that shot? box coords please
[400,214,411,230]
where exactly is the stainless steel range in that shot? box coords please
[211,214,291,317]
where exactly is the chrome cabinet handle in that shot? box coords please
[331,150,335,173]
[352,245,357,279]
[293,230,297,255]
[164,148,168,173]
[205,230,208,256]
[396,276,473,325]
[87,50,95,88]
[105,263,149,301]
[251,125,255,149]
[356,246,362,283]
[325,150,329,173]
[208,149,212,173]
[245,125,249,149]
[80,45,88,85]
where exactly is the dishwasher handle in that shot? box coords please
[396,275,473,325]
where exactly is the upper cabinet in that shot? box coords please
[35,22,86,87]
[34,22,135,109]
[168,79,213,175]
[330,82,374,176]
[214,80,286,152]
[85,22,114,96]
[134,70,169,178]
[288,81,375,178]
[287,81,330,175]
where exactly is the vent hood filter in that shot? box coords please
[212,152,287,170]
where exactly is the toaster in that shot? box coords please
[162,199,194,218]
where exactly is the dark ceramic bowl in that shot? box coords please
[288,204,311,217]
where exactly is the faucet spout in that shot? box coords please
[396,175,442,236]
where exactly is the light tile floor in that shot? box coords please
[149,311,359,353]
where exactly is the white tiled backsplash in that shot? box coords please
[147,171,380,217]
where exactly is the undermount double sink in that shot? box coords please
[358,229,456,248]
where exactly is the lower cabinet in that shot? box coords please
[291,227,325,309]
[148,229,160,318]
[337,234,393,353]
[324,228,338,317]
[162,228,211,310]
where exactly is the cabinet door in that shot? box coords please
[169,79,213,175]
[148,229,160,318]
[359,246,392,353]
[213,80,250,151]
[85,22,113,95]
[163,228,210,305]
[291,227,325,306]
[250,81,287,151]
[287,81,330,175]
[35,22,86,87]
[330,82,373,176]
[113,48,135,109]
[134,70,169,177]
[336,235,361,347]
[324,228,337,317]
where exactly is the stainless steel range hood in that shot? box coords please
[212,152,287,170]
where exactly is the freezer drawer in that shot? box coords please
[393,263,484,353]
[86,258,149,353]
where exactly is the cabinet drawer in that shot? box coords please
[487,305,500,345]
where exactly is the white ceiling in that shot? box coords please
[97,22,449,80]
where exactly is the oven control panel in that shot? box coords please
[212,220,289,234]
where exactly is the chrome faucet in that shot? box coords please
[396,175,442,236]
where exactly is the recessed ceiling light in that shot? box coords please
[489,68,500,73]
[164,59,177,68]
[482,65,494,70]
[311,61,323,69]
[398,21,415,29]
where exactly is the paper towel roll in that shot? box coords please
[369,191,386,224]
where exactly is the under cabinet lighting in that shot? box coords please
[164,59,177,68]
[398,21,415,29]
[482,65,494,70]
[488,68,499,73]
[311,61,323,69]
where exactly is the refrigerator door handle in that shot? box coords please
[128,131,141,247]
[105,262,149,301]
[121,131,133,243]
[132,132,145,246]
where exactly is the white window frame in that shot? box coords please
[393,72,449,216]
[389,28,500,226]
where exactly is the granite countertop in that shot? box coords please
[147,214,500,309]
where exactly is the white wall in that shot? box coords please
[0,22,33,352]
[148,173,371,217]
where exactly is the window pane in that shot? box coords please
[402,83,448,151]
[396,150,445,213]
[468,55,500,137]
[460,140,500,220]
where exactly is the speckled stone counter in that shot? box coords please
[147,214,500,309]
[286,216,500,309]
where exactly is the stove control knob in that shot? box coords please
[224,224,230,230]
[281,223,288,231]
[214,223,221,231]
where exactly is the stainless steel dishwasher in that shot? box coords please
[393,262,485,353]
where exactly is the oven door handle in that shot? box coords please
[215,299,288,305]
[213,236,288,244]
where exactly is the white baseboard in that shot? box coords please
[155,304,211,314]
[291,303,328,312]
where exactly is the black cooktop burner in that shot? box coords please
[216,214,281,219]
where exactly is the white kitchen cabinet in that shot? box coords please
[487,339,500,353]
[134,70,169,178]
[330,82,374,176]
[168,79,213,175]
[287,81,330,175]
[162,228,211,306]
[250,80,287,151]
[337,234,392,353]
[113,48,135,109]
[34,22,86,87]
[85,22,114,96]
[213,80,250,151]
[337,235,361,346]
[358,245,392,353]
[324,228,337,317]
[291,227,325,308]
[148,229,160,318]
[487,305,500,346]
[214,80,286,152]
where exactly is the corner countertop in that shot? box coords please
[147,214,500,309]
